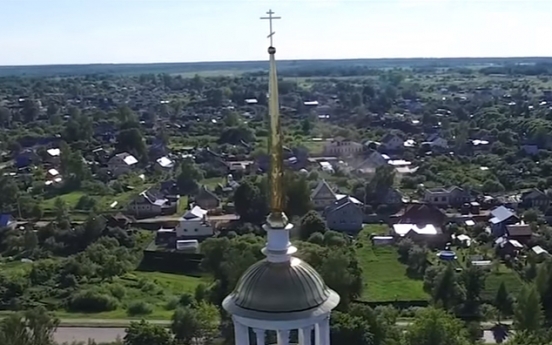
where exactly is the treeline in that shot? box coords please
[479,62,552,76]
[4,57,552,78]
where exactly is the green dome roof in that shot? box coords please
[228,257,332,313]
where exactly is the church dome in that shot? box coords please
[227,257,333,313]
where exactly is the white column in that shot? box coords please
[277,330,290,345]
[315,318,330,345]
[233,320,250,345]
[299,326,312,345]
[254,328,265,345]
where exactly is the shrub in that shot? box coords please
[69,290,118,312]
[107,283,126,300]
[127,301,153,316]
[165,297,179,310]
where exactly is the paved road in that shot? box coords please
[55,327,126,344]
[19,214,240,228]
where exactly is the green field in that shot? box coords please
[356,231,428,302]
[41,186,152,212]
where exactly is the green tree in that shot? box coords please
[514,284,543,334]
[494,281,512,322]
[403,307,471,345]
[116,128,147,162]
[461,265,487,315]
[233,179,267,224]
[330,311,372,345]
[431,264,465,311]
[299,210,327,240]
[124,320,172,345]
[0,307,59,345]
[176,159,203,195]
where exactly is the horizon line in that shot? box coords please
[2,55,552,68]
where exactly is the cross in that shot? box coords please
[260,9,281,47]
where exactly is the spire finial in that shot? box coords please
[261,9,287,230]
[260,9,281,48]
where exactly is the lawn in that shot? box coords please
[481,265,523,302]
[356,232,428,302]
[40,185,153,212]
[201,177,223,189]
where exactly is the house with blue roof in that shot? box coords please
[0,214,16,230]
[489,206,519,238]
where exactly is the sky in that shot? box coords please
[0,0,551,65]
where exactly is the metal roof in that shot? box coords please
[228,257,332,313]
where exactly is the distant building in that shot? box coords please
[520,188,549,209]
[175,206,214,239]
[323,138,363,157]
[194,186,220,210]
[126,189,177,218]
[108,152,138,177]
[0,214,16,230]
[489,206,519,238]
[424,186,472,207]
[380,134,404,152]
[325,197,363,233]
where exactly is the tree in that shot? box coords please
[431,264,465,311]
[116,128,147,161]
[233,179,267,224]
[22,99,39,123]
[176,159,203,195]
[298,210,327,240]
[365,165,395,205]
[284,173,312,217]
[494,281,512,322]
[513,284,543,334]
[330,311,372,345]
[124,320,172,345]
[403,307,471,345]
[461,265,487,315]
[0,307,59,345]
[171,303,219,345]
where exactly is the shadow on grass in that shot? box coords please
[136,258,203,277]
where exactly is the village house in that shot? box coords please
[355,150,388,174]
[156,156,175,169]
[380,133,404,152]
[423,186,472,207]
[126,189,178,218]
[396,203,448,247]
[108,152,138,177]
[0,214,16,230]
[325,197,363,233]
[520,188,549,209]
[489,206,520,238]
[45,148,61,165]
[392,223,447,248]
[194,186,220,210]
[14,149,40,168]
[323,138,363,157]
[422,133,449,151]
[496,237,523,258]
[175,205,214,239]
[505,224,533,244]
[311,180,337,211]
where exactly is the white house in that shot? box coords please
[175,206,214,238]
[108,152,138,177]
[156,156,174,169]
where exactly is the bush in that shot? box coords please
[107,283,126,300]
[165,297,180,310]
[127,301,153,316]
[69,290,118,312]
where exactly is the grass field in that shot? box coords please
[41,185,153,212]
[356,230,428,302]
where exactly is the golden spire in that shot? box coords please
[261,10,288,229]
